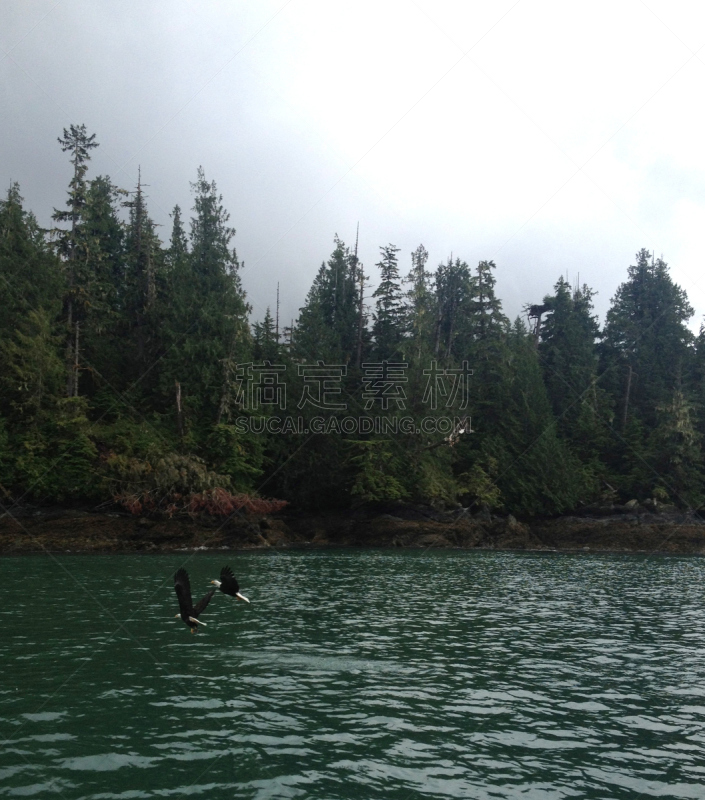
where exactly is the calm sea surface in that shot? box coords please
[1,549,705,799]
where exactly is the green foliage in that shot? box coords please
[539,278,601,423]
[601,249,694,428]
[252,308,280,361]
[475,323,596,516]
[648,390,703,506]
[348,440,409,504]
[95,416,173,461]
[431,257,472,360]
[159,167,251,422]
[458,457,503,510]
[404,244,435,346]
[468,260,508,350]
[105,451,230,499]
[204,423,264,491]
[372,244,405,360]
[13,397,98,501]
[0,416,13,493]
[412,453,459,508]
[0,309,64,422]
[0,184,63,342]
[295,236,360,363]
[3,127,701,519]
[52,125,101,397]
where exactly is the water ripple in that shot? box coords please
[2,551,705,798]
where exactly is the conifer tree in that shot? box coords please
[253,307,279,361]
[167,204,189,269]
[433,257,472,360]
[161,168,250,426]
[84,176,125,302]
[536,278,612,475]
[469,260,507,351]
[601,249,694,429]
[539,280,600,419]
[372,244,405,360]
[479,319,593,515]
[0,184,62,340]
[295,236,359,363]
[693,323,705,440]
[403,244,437,362]
[0,309,64,423]
[122,170,164,382]
[52,124,99,396]
[649,389,703,506]
[79,174,126,393]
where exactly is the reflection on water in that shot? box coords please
[1,550,705,798]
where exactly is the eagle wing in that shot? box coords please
[193,588,216,617]
[174,568,194,615]
[220,565,240,595]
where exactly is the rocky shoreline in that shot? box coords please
[2,501,705,556]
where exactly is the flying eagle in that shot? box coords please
[211,565,250,603]
[174,567,215,634]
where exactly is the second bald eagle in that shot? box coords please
[211,565,250,603]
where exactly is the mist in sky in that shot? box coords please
[2,0,705,330]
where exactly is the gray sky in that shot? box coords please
[2,0,705,331]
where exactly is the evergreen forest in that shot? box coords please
[2,126,704,519]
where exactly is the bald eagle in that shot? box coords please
[211,565,250,603]
[174,567,215,634]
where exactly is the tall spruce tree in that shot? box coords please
[161,168,250,427]
[0,185,64,427]
[404,244,435,350]
[166,204,189,270]
[52,124,99,396]
[295,236,359,363]
[253,307,279,361]
[0,184,62,340]
[1,180,97,501]
[79,174,126,395]
[648,389,703,506]
[122,170,165,385]
[372,243,405,360]
[536,278,612,475]
[479,319,593,515]
[538,280,601,419]
[601,249,694,430]
[432,257,473,360]
[469,260,507,353]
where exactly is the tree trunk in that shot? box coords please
[355,262,365,368]
[175,380,184,438]
[73,320,80,397]
[65,297,74,396]
[622,365,633,431]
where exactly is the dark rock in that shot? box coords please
[4,505,705,555]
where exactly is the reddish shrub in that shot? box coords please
[114,487,287,518]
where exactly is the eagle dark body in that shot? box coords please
[174,567,215,632]
[219,565,241,597]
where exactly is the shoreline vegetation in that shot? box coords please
[2,503,704,556]
[3,125,705,530]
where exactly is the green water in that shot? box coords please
[2,550,705,799]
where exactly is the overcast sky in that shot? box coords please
[2,0,705,331]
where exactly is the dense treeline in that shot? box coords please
[1,126,703,518]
